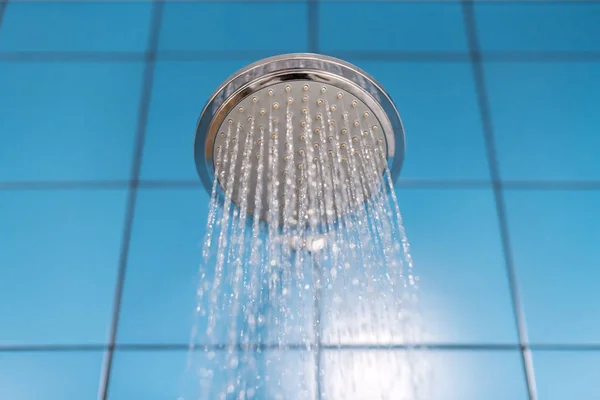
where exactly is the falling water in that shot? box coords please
[184,82,426,400]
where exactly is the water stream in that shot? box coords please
[184,87,426,400]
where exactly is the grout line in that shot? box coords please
[530,344,600,352]
[462,2,538,400]
[0,180,132,190]
[307,0,320,55]
[326,51,471,62]
[151,0,600,3]
[0,51,146,62]
[2,50,600,63]
[0,344,107,352]
[96,2,165,399]
[484,52,600,62]
[0,0,8,30]
[3,342,600,353]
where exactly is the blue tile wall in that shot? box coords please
[0,351,104,399]
[319,2,467,52]
[109,349,314,399]
[485,62,600,181]
[0,2,153,52]
[0,62,144,181]
[533,351,600,400]
[321,350,527,400]
[0,189,127,345]
[505,190,600,344]
[159,2,310,53]
[475,2,600,52]
[1,1,598,399]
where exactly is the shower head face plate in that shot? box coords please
[213,80,387,223]
[194,54,405,225]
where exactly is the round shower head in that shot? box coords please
[194,53,405,224]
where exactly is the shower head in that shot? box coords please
[194,53,405,224]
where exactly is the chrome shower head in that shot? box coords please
[194,53,405,224]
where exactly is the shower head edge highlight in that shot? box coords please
[194,53,406,197]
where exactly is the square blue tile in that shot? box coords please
[0,351,104,399]
[116,188,209,344]
[322,349,527,400]
[319,2,467,52]
[0,189,127,345]
[142,60,255,180]
[475,3,600,52]
[159,2,309,52]
[505,190,600,344]
[345,61,489,180]
[486,62,600,181]
[0,2,153,52]
[117,188,314,345]
[321,188,518,345]
[534,351,600,399]
[0,62,144,181]
[109,349,315,400]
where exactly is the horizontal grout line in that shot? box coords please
[0,344,107,352]
[326,51,471,62]
[484,52,600,62]
[1,51,600,63]
[502,180,600,190]
[2,179,600,191]
[0,180,131,190]
[2,342,600,353]
[0,51,148,62]
[33,0,600,3]
[529,344,600,352]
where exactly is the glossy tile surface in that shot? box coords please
[1,1,597,398]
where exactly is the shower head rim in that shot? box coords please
[194,53,406,195]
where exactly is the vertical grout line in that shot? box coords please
[461,2,538,399]
[97,2,165,399]
[308,0,319,54]
[0,0,8,30]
